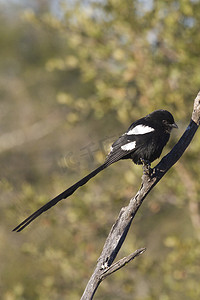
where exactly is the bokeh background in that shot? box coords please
[1,0,200,299]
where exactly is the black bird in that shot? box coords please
[13,109,178,232]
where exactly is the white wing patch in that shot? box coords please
[127,125,154,135]
[121,141,136,151]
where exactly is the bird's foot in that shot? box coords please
[140,159,153,176]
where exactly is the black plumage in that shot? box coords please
[13,109,177,232]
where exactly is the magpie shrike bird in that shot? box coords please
[13,109,178,232]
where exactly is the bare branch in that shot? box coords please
[81,91,200,300]
[100,248,146,280]
[192,91,200,125]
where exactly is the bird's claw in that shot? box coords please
[140,159,153,176]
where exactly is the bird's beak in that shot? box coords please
[172,123,178,129]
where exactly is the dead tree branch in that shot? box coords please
[81,91,200,300]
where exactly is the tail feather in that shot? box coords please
[13,163,107,232]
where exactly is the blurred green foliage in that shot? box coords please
[1,0,200,299]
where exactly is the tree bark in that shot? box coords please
[81,91,200,300]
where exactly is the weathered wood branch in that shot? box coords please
[81,91,200,300]
[100,248,146,280]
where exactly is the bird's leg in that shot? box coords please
[140,158,153,176]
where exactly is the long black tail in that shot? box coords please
[13,163,108,232]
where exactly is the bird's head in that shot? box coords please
[149,109,178,133]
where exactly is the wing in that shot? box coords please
[104,122,156,166]
[105,134,137,166]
